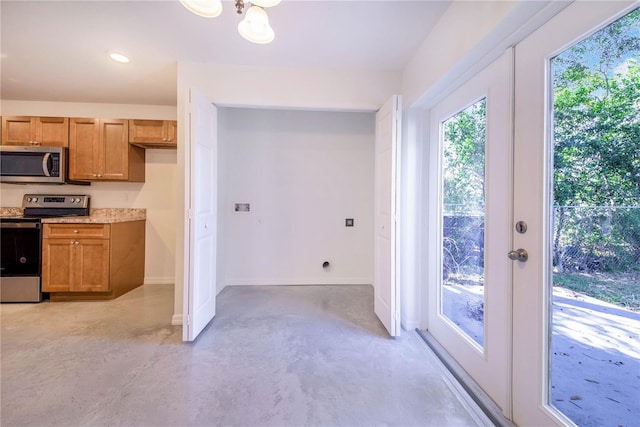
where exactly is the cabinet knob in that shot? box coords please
[74,241,80,245]
[73,230,79,233]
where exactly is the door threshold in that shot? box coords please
[416,329,515,427]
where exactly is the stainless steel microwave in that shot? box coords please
[0,146,76,184]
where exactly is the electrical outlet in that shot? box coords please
[235,203,250,212]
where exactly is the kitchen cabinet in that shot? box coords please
[41,221,145,300]
[128,119,177,149]
[69,118,145,181]
[1,116,69,147]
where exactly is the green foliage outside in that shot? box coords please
[442,100,486,280]
[441,8,640,310]
[551,8,640,309]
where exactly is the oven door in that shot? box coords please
[0,221,43,302]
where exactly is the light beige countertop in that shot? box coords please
[0,207,23,217]
[0,208,146,223]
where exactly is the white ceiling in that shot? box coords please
[0,0,450,106]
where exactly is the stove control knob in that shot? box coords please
[32,197,38,203]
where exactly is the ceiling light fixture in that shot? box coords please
[178,0,222,18]
[109,52,130,63]
[180,0,279,44]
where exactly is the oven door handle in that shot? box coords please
[0,222,41,229]
[42,152,51,177]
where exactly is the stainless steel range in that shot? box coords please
[0,194,90,302]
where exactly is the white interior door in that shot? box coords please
[183,88,218,342]
[426,51,513,415]
[512,2,637,424]
[374,95,401,337]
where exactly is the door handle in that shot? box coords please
[508,249,528,262]
[42,152,51,177]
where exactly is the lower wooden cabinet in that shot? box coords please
[42,238,109,292]
[42,221,145,300]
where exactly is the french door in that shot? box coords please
[427,50,513,416]
[512,1,639,425]
[426,2,639,424]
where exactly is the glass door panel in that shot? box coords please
[441,99,486,347]
[549,9,640,426]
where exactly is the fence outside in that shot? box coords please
[442,205,640,283]
[553,206,640,274]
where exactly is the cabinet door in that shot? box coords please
[42,239,74,292]
[165,121,177,145]
[69,118,100,180]
[73,239,110,292]
[129,119,164,143]
[1,116,33,145]
[101,119,129,180]
[35,117,69,147]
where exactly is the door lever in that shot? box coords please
[508,249,528,262]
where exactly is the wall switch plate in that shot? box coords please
[235,203,250,212]
[345,218,354,227]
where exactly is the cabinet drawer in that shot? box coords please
[44,223,110,239]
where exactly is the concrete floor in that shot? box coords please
[1,284,490,426]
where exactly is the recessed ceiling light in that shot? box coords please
[109,52,130,63]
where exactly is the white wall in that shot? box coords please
[402,1,571,110]
[178,62,400,112]
[217,107,375,292]
[0,100,177,284]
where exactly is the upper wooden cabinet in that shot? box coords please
[69,118,145,182]
[1,116,69,147]
[128,119,177,149]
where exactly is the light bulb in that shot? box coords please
[250,0,281,8]
[179,0,222,18]
[238,6,275,44]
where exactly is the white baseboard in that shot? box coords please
[144,276,174,285]
[171,314,183,326]
[224,278,372,287]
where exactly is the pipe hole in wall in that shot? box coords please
[322,261,331,271]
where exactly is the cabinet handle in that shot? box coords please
[73,230,79,233]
